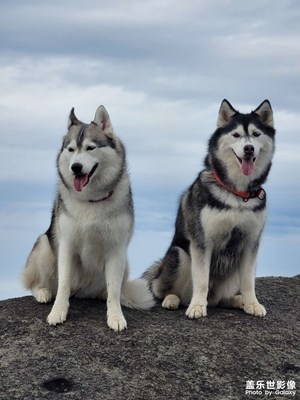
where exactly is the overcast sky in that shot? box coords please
[0,0,299,300]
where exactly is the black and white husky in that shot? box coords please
[23,105,154,331]
[143,100,275,319]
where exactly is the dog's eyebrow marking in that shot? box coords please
[93,139,107,148]
[92,136,116,149]
[76,125,87,148]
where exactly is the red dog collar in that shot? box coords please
[212,171,266,202]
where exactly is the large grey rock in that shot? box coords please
[1,276,299,399]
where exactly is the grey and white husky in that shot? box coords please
[23,105,154,331]
[143,99,275,319]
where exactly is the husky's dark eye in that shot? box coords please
[232,132,240,138]
[68,147,74,152]
[87,145,96,151]
[253,131,261,137]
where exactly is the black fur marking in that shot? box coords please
[58,169,70,191]
[104,141,126,191]
[183,176,231,253]
[56,152,71,190]
[88,163,98,179]
[251,111,275,138]
[249,162,272,190]
[170,205,190,255]
[60,136,71,153]
[31,236,41,252]
[127,186,134,216]
[93,135,116,149]
[215,112,275,139]
[45,203,56,252]
[209,157,231,188]
[45,194,69,253]
[69,108,79,127]
[105,135,116,149]
[76,125,87,148]
[253,201,266,212]
[93,139,108,148]
[190,175,231,211]
[154,247,181,295]
[210,227,245,278]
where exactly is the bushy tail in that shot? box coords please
[121,278,155,310]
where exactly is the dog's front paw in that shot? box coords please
[244,302,266,317]
[162,294,180,310]
[107,313,127,332]
[47,306,68,326]
[186,304,207,319]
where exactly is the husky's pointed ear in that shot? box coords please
[217,99,238,127]
[253,100,274,128]
[93,105,112,131]
[68,108,79,128]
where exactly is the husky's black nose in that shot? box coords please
[71,163,83,174]
[244,144,254,156]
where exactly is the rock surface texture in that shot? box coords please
[1,276,299,399]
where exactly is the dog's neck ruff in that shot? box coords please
[88,191,114,203]
[212,171,266,202]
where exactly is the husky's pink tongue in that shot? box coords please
[74,174,89,192]
[241,159,254,176]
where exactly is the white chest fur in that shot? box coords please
[58,197,131,266]
[200,205,266,247]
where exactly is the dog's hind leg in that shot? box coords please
[32,287,53,303]
[162,294,180,310]
[208,271,242,309]
[150,246,191,310]
[22,234,56,303]
[161,249,192,310]
[218,295,244,309]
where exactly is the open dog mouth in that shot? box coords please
[74,163,98,192]
[233,152,256,176]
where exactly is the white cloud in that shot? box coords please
[215,34,300,61]
[0,146,56,183]
[0,56,214,187]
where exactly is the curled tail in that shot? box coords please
[121,278,155,309]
